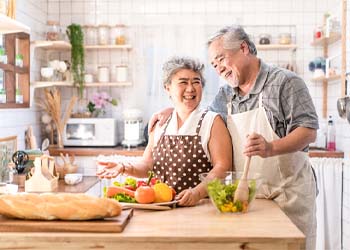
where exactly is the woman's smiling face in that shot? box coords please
[165,68,203,113]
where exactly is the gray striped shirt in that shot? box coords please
[209,60,319,151]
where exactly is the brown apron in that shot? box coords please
[152,110,213,193]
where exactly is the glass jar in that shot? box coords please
[98,66,110,82]
[98,25,110,45]
[278,33,291,45]
[111,24,127,45]
[83,25,97,45]
[258,33,271,45]
[115,65,128,82]
[46,21,60,41]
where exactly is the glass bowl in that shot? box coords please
[199,171,260,213]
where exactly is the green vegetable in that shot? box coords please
[207,178,257,213]
[124,177,137,189]
[112,193,136,203]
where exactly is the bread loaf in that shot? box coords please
[0,193,121,220]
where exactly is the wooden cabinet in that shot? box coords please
[0,14,30,109]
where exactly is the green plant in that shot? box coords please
[66,24,85,99]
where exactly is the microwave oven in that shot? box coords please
[63,118,118,146]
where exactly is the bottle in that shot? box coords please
[326,115,336,151]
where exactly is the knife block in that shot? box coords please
[25,155,58,192]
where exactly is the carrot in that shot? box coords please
[106,186,135,198]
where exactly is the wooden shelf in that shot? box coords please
[31,40,132,51]
[31,81,132,88]
[311,32,341,46]
[0,63,14,72]
[0,14,30,34]
[310,74,341,83]
[256,44,297,51]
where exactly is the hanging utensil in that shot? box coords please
[12,151,29,174]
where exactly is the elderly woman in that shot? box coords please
[97,56,232,206]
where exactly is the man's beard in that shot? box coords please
[228,73,239,88]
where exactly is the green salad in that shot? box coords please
[207,179,256,213]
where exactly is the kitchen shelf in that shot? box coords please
[31,81,132,88]
[311,32,341,46]
[310,74,341,83]
[31,40,132,50]
[0,14,30,34]
[256,44,297,51]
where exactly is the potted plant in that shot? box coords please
[66,24,85,99]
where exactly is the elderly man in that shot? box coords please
[207,25,318,250]
[150,25,319,250]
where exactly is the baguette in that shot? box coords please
[0,193,121,220]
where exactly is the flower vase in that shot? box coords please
[57,130,63,148]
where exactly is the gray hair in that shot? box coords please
[162,56,206,87]
[207,25,257,55]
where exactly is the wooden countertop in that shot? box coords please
[49,145,344,158]
[18,177,99,193]
[49,145,145,157]
[0,199,305,250]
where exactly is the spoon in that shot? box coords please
[233,156,251,204]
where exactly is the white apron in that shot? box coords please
[227,94,316,250]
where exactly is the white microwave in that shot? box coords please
[63,118,118,146]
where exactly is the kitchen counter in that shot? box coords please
[49,145,344,158]
[18,176,99,193]
[0,199,304,250]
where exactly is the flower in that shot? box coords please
[87,92,117,117]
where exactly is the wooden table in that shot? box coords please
[0,199,305,250]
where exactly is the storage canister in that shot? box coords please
[98,66,110,83]
[111,24,127,45]
[278,33,291,45]
[98,25,110,45]
[46,21,60,41]
[83,25,97,45]
[115,65,128,82]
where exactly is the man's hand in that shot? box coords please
[244,133,272,158]
[148,107,174,133]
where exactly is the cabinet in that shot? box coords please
[31,40,133,88]
[311,29,342,118]
[0,14,30,109]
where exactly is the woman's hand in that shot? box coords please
[244,132,272,158]
[176,188,201,207]
[148,108,174,133]
[96,162,131,179]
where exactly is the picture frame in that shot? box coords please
[0,135,17,182]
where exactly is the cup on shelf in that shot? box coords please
[40,67,54,81]
[84,73,93,83]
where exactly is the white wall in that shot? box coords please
[0,0,47,149]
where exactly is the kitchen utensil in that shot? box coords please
[337,96,349,118]
[0,208,133,233]
[41,138,50,151]
[120,202,175,211]
[346,100,350,124]
[259,33,271,45]
[234,156,251,203]
[11,151,29,174]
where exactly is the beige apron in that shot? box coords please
[227,94,316,250]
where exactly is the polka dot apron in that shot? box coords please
[152,110,213,193]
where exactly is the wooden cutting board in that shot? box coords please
[0,208,133,233]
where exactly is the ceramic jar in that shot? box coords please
[98,66,109,82]
[98,25,110,45]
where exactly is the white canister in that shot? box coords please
[115,65,128,82]
[98,25,110,45]
[98,66,110,83]
[84,73,93,83]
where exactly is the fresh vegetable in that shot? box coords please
[153,183,173,203]
[207,179,256,213]
[106,186,135,198]
[137,180,147,188]
[135,186,155,204]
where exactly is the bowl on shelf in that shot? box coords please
[40,67,54,80]
[64,173,83,185]
[199,171,260,213]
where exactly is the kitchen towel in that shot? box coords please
[310,157,342,250]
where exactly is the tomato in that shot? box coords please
[137,180,147,188]
[135,186,155,204]
[124,185,136,191]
